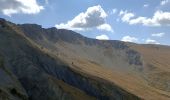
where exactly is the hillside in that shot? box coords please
[0,18,170,100]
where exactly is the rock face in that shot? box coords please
[0,18,170,100]
[0,55,28,100]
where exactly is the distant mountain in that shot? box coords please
[0,18,170,100]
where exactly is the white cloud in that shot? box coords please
[0,0,44,16]
[96,34,109,40]
[119,10,125,16]
[55,5,113,32]
[121,36,138,42]
[143,4,149,8]
[151,32,165,37]
[145,39,160,44]
[109,8,117,15]
[55,23,84,31]
[161,0,169,5]
[128,17,147,25]
[119,10,135,22]
[97,24,113,32]
[120,10,170,26]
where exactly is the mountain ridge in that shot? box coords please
[0,18,170,100]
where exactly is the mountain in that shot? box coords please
[0,18,170,100]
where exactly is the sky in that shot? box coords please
[0,0,170,45]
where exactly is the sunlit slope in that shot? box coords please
[130,44,170,92]
[19,23,170,100]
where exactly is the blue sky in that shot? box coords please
[0,0,170,45]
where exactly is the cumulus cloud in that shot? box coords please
[119,10,135,22]
[121,36,138,42]
[145,39,160,44]
[55,5,113,32]
[96,34,109,40]
[97,24,113,32]
[160,0,169,5]
[120,10,170,26]
[0,0,44,16]
[151,32,165,37]
[55,23,84,31]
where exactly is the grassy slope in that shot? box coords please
[5,21,170,100]
[130,44,170,97]
[69,58,170,100]
[39,42,170,100]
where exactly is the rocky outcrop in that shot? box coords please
[0,55,28,100]
[126,49,143,66]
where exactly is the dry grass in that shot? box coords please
[8,22,170,100]
[47,43,170,100]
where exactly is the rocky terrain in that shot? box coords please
[0,18,170,100]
